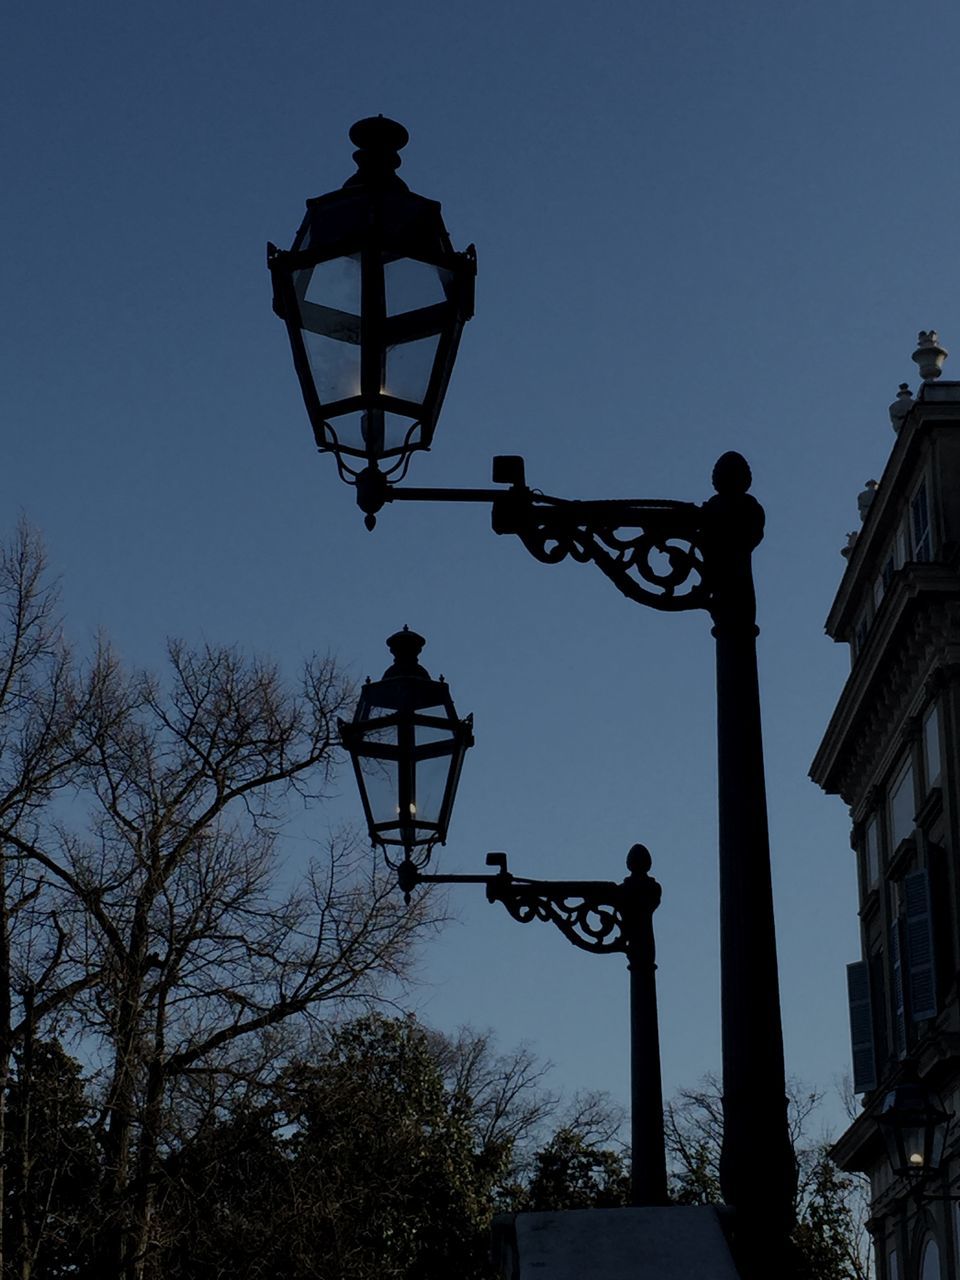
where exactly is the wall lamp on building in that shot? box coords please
[272,115,796,1280]
[877,1075,955,1198]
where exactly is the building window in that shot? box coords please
[920,1236,941,1280]
[888,1247,899,1280]
[854,611,871,657]
[912,482,931,562]
[874,554,896,611]
[890,758,915,849]
[869,944,888,1071]
[923,703,941,789]
[865,815,880,889]
[902,869,937,1022]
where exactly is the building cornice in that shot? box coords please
[826,387,960,641]
[811,576,960,804]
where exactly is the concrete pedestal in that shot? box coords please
[492,1205,741,1279]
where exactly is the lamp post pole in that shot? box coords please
[341,629,669,1206]
[403,845,670,1207]
[270,117,797,1277]
[704,460,796,1273]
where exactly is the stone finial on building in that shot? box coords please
[841,531,858,560]
[857,479,878,520]
[889,383,914,433]
[912,331,948,380]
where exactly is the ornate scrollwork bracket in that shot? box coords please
[484,852,632,954]
[492,486,709,612]
[401,845,661,962]
[372,451,762,620]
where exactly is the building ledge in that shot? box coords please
[826,389,960,640]
[811,571,960,800]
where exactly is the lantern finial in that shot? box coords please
[384,627,429,677]
[345,116,410,191]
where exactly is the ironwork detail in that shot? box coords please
[497,495,710,612]
[402,849,661,956]
[486,871,630,954]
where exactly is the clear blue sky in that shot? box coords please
[3,0,958,1141]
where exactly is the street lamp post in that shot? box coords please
[269,116,797,1276]
[339,625,669,1207]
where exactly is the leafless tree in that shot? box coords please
[0,595,439,1277]
[0,522,118,1278]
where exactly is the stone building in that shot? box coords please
[811,333,960,1280]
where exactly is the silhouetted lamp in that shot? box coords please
[877,1077,952,1177]
[268,116,475,523]
[339,628,473,874]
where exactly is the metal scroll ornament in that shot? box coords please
[505,500,709,612]
[488,879,628,954]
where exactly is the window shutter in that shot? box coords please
[904,869,937,1021]
[890,921,907,1058]
[846,961,877,1094]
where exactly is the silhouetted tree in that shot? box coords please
[521,1126,630,1211]
[0,523,439,1279]
[0,523,115,1278]
[156,1015,516,1280]
[665,1075,872,1279]
[150,1013,637,1278]
[4,1038,101,1279]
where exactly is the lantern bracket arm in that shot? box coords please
[363,454,758,616]
[402,848,661,959]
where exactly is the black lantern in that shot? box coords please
[339,627,473,871]
[268,117,475,503]
[877,1076,952,1177]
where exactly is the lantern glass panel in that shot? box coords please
[318,411,422,457]
[903,1124,927,1170]
[384,258,451,315]
[385,334,442,404]
[302,330,361,403]
[359,721,398,747]
[415,754,449,826]
[930,1120,948,1169]
[416,719,452,747]
[358,754,399,828]
[305,255,361,314]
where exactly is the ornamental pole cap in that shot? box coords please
[383,625,430,679]
[912,331,948,381]
[344,115,410,191]
[626,843,652,875]
[712,451,752,495]
[889,382,914,432]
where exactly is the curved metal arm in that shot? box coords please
[483,854,630,954]
[363,453,762,616]
[491,487,708,612]
[403,848,661,957]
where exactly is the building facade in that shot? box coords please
[812,334,960,1280]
